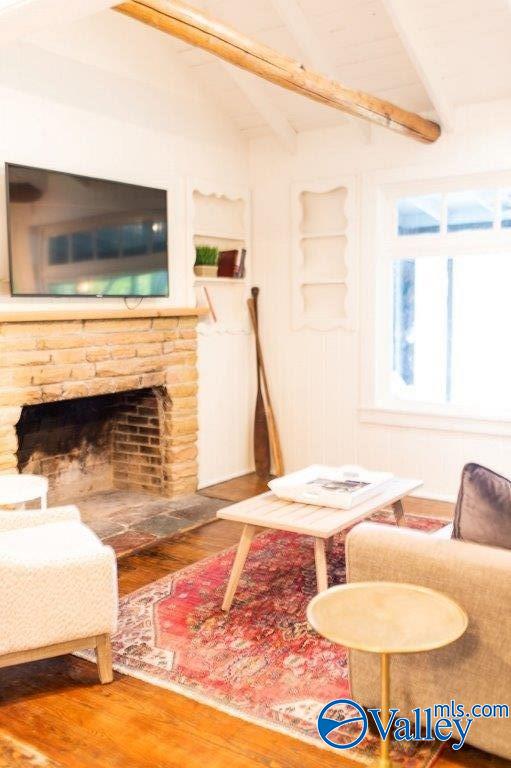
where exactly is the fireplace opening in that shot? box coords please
[16,387,166,505]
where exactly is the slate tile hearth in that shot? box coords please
[76,490,228,557]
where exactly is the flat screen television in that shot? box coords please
[6,163,169,297]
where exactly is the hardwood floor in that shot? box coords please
[0,475,505,768]
[199,472,271,502]
[200,473,456,520]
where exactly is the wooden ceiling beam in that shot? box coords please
[270,0,371,142]
[114,0,441,143]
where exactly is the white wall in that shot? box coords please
[0,10,254,488]
[5,7,510,499]
[249,102,511,500]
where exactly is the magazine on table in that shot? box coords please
[269,465,393,509]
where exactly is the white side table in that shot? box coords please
[0,474,48,511]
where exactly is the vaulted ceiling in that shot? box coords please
[165,0,511,139]
[2,0,511,145]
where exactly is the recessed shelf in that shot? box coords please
[300,188,348,234]
[292,178,356,331]
[194,277,247,285]
[193,190,245,236]
[302,235,348,282]
[189,183,250,332]
[302,282,347,321]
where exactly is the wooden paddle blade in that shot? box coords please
[248,295,284,477]
[249,293,271,479]
[254,388,271,478]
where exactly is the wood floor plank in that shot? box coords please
[0,474,501,768]
[404,495,454,520]
[199,472,271,502]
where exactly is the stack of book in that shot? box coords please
[217,248,246,279]
[269,465,393,509]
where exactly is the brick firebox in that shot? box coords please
[0,308,204,498]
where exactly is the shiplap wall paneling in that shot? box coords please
[197,329,255,487]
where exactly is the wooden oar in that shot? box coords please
[248,288,284,477]
[249,288,271,479]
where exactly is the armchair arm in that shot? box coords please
[0,521,117,655]
[0,505,80,532]
[345,522,511,760]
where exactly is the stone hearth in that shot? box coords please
[0,311,201,499]
[76,488,227,558]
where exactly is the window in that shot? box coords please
[71,232,93,262]
[44,217,168,266]
[383,181,511,419]
[48,235,69,265]
[397,194,441,236]
[97,227,120,259]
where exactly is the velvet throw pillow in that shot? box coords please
[453,463,511,550]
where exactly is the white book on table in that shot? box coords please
[269,464,394,510]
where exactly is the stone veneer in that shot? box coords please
[0,314,199,497]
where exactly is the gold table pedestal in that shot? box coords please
[375,652,392,768]
[307,582,469,768]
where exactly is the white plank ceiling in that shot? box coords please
[4,0,511,140]
[163,0,511,137]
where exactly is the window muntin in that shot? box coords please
[501,189,511,228]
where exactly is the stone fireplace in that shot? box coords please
[0,310,202,502]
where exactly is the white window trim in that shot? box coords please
[359,167,511,437]
[359,407,511,438]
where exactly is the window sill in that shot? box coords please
[359,407,511,438]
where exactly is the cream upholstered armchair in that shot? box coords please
[346,522,511,760]
[0,504,118,683]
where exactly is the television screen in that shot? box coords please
[6,163,169,297]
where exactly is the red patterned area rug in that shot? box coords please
[87,513,446,767]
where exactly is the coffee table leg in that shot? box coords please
[314,538,328,593]
[391,500,405,527]
[222,524,257,612]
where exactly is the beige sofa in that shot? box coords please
[346,522,511,760]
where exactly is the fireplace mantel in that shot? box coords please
[0,306,208,323]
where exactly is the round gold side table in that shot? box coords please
[307,582,468,768]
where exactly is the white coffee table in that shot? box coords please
[0,474,48,511]
[217,477,422,611]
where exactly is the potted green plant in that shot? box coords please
[194,245,219,278]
